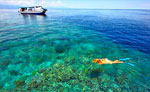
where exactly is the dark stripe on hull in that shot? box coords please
[20,11,46,15]
[21,13,45,15]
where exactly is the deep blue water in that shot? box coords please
[0,9,150,91]
[60,9,150,54]
[1,9,150,54]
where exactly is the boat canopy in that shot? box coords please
[20,6,42,8]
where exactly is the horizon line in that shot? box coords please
[1,7,150,10]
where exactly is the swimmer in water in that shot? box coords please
[92,58,124,65]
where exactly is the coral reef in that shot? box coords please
[1,60,148,92]
[3,63,101,91]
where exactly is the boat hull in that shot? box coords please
[20,12,45,15]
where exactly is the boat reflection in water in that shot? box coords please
[21,14,47,24]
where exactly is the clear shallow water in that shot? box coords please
[0,9,150,91]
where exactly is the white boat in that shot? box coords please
[18,6,47,15]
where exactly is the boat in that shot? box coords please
[18,6,47,15]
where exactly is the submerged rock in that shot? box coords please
[14,80,25,88]
[55,43,70,53]
[0,61,10,67]
[55,46,66,53]
[0,84,3,89]
[90,68,104,78]
[9,70,18,76]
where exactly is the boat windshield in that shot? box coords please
[36,6,42,8]
[20,8,27,11]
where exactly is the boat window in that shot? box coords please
[36,6,41,8]
[28,8,32,11]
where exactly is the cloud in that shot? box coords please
[0,0,64,7]
[143,3,150,8]
[40,0,63,7]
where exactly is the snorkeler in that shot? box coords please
[92,58,135,66]
[92,58,124,65]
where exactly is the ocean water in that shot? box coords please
[0,9,150,91]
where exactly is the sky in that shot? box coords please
[0,0,150,9]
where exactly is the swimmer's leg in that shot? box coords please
[113,60,124,64]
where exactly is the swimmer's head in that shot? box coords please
[92,59,97,63]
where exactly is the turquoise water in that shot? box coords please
[0,9,150,91]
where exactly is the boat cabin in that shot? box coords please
[19,6,42,12]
